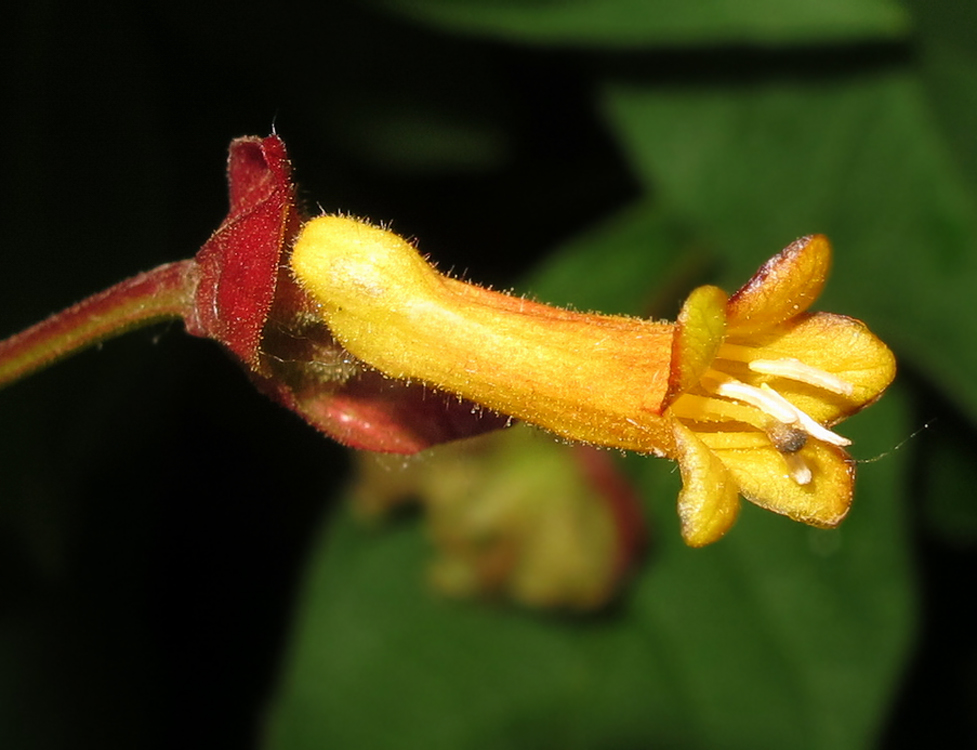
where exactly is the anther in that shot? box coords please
[766,421,808,454]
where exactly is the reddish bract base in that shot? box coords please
[186,134,507,452]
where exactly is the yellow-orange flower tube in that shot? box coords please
[290,215,677,454]
[290,215,896,546]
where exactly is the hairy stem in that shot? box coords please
[0,260,197,389]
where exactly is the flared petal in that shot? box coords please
[726,235,831,333]
[725,311,896,425]
[672,421,741,546]
[666,284,727,408]
[696,431,854,528]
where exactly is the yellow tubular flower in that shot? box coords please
[290,216,895,546]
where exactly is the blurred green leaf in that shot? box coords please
[602,66,977,423]
[374,0,909,47]
[331,101,510,173]
[905,1,977,194]
[265,388,913,750]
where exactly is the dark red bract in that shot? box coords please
[188,135,298,369]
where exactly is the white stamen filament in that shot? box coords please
[712,377,852,450]
[757,384,851,447]
[714,380,798,424]
[748,358,855,396]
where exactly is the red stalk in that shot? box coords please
[0,260,197,389]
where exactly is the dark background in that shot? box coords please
[2,2,976,748]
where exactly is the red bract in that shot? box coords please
[187,135,298,370]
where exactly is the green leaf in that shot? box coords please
[602,66,977,424]
[264,386,913,750]
[905,0,977,194]
[329,102,510,173]
[373,0,909,47]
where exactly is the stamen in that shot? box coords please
[668,393,765,428]
[712,377,852,448]
[757,384,852,447]
[714,380,799,424]
[784,453,812,485]
[748,358,855,396]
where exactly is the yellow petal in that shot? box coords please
[697,432,854,528]
[726,235,831,333]
[672,421,741,546]
[666,284,727,408]
[728,312,896,425]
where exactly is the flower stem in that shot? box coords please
[0,260,197,390]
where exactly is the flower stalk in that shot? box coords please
[0,260,196,388]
